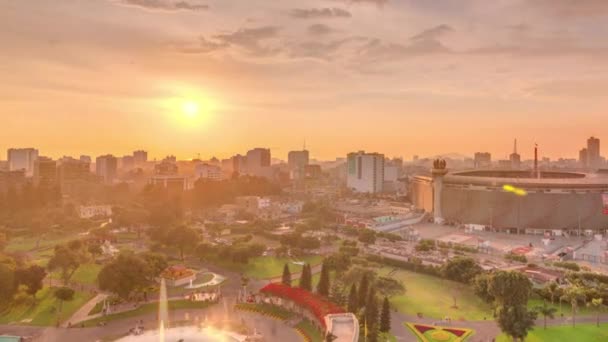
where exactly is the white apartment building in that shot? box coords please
[194,163,222,181]
[8,148,39,177]
[346,151,384,193]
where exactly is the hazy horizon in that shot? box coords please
[2,0,607,160]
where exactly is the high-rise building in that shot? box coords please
[246,148,271,177]
[231,154,247,175]
[33,156,57,186]
[474,152,492,168]
[79,155,92,164]
[509,139,521,169]
[288,150,309,180]
[579,148,588,168]
[133,150,148,166]
[96,155,118,183]
[121,155,135,171]
[587,136,600,169]
[58,157,91,182]
[346,151,384,193]
[7,148,39,177]
[195,163,222,181]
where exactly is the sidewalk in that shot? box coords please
[63,293,108,327]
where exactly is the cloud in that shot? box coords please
[289,37,365,60]
[526,0,608,18]
[330,0,389,6]
[172,26,282,56]
[525,79,608,98]
[410,24,453,41]
[117,0,208,12]
[308,24,335,36]
[290,8,352,19]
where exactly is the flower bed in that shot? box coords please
[406,323,474,342]
[234,303,294,321]
[260,283,345,328]
[295,319,324,342]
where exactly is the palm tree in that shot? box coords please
[587,298,604,327]
[535,300,557,329]
[561,285,585,327]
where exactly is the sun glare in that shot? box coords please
[182,101,200,118]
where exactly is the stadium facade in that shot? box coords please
[410,165,608,234]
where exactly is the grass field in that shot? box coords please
[80,300,213,327]
[71,263,103,285]
[527,298,595,317]
[243,255,323,279]
[5,234,75,253]
[496,323,608,342]
[378,268,492,321]
[0,287,93,326]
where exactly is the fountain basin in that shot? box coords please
[116,326,245,342]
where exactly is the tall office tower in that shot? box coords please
[579,148,588,168]
[231,154,247,175]
[33,156,57,186]
[58,157,91,182]
[474,152,492,168]
[587,136,600,169]
[133,150,148,167]
[96,155,118,183]
[245,148,271,176]
[509,139,521,169]
[121,155,135,171]
[346,151,385,193]
[7,148,39,177]
[288,149,309,180]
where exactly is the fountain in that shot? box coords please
[115,278,244,342]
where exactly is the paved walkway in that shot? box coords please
[62,293,108,328]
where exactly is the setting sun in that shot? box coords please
[182,101,199,118]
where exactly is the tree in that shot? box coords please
[473,273,495,304]
[488,271,536,341]
[47,245,80,285]
[365,287,379,335]
[0,232,8,251]
[317,261,330,296]
[380,297,391,333]
[561,285,585,328]
[282,264,292,287]
[15,265,46,301]
[88,243,103,260]
[375,276,405,298]
[496,304,537,342]
[54,287,75,316]
[299,264,312,291]
[442,257,482,284]
[588,298,604,327]
[98,253,152,300]
[358,229,376,245]
[358,273,370,309]
[0,262,16,306]
[347,283,358,313]
[535,300,557,330]
[167,226,200,261]
[141,252,169,277]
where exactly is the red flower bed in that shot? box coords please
[260,283,345,327]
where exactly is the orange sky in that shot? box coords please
[1,0,607,161]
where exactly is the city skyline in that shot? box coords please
[2,0,608,160]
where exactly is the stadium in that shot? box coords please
[410,169,608,234]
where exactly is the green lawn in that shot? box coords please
[0,287,93,326]
[527,298,595,317]
[378,268,492,321]
[71,263,103,285]
[243,256,323,280]
[5,234,75,253]
[80,300,213,327]
[496,323,608,342]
